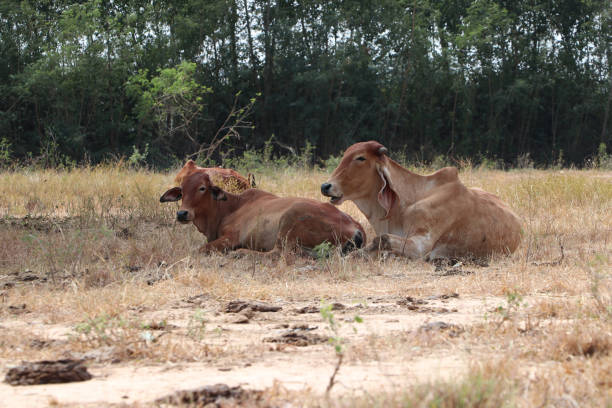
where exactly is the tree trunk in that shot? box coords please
[229,0,239,86]
[242,0,258,86]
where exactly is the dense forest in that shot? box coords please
[0,0,610,168]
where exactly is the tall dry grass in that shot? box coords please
[1,165,610,297]
[0,164,611,406]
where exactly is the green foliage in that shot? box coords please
[488,290,527,326]
[0,137,11,168]
[594,143,612,170]
[126,62,211,158]
[313,241,334,261]
[320,301,363,354]
[322,154,342,171]
[187,308,207,341]
[128,144,149,168]
[74,314,127,340]
[0,0,609,167]
[126,62,211,124]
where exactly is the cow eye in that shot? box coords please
[199,186,206,192]
[355,156,366,162]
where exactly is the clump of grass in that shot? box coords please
[69,313,224,363]
[547,325,612,359]
[329,361,516,407]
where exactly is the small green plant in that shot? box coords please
[128,144,149,168]
[515,152,534,169]
[39,128,77,169]
[0,137,11,168]
[322,154,341,171]
[320,301,363,393]
[594,143,612,169]
[72,314,161,360]
[187,308,207,340]
[74,314,130,345]
[552,149,565,169]
[297,140,315,169]
[313,241,334,261]
[490,290,527,328]
[431,154,448,169]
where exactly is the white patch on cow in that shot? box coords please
[429,245,448,259]
[411,233,431,256]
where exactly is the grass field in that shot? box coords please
[0,164,611,407]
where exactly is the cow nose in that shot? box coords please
[321,183,332,195]
[176,210,189,222]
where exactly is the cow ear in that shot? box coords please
[377,146,388,156]
[376,166,397,220]
[210,186,227,201]
[160,187,182,202]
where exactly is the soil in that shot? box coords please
[0,293,514,407]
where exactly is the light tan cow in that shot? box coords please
[321,141,522,260]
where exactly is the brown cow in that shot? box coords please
[174,160,255,193]
[321,141,521,260]
[161,168,365,257]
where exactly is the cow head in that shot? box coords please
[321,141,397,219]
[160,169,227,232]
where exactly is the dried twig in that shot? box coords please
[326,352,343,394]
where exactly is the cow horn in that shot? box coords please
[378,146,388,156]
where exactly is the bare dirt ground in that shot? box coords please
[1,289,490,406]
[1,167,611,406]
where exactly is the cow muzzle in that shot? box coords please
[320,182,343,204]
[176,210,192,223]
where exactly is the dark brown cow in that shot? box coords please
[174,160,255,193]
[321,141,521,260]
[161,168,365,257]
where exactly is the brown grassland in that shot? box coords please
[0,164,611,407]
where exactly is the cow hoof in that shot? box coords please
[369,234,391,251]
[198,245,213,255]
[345,249,371,260]
[342,230,364,255]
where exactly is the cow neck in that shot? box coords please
[352,193,389,235]
[199,192,243,241]
[352,159,428,236]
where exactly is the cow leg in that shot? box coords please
[199,236,235,254]
[231,247,283,261]
[365,233,434,259]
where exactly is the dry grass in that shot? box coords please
[1,165,611,406]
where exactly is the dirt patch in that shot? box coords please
[418,321,465,337]
[397,296,459,313]
[264,330,328,347]
[6,304,29,315]
[225,300,282,313]
[4,359,92,386]
[1,271,47,289]
[156,383,263,407]
[295,302,345,314]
